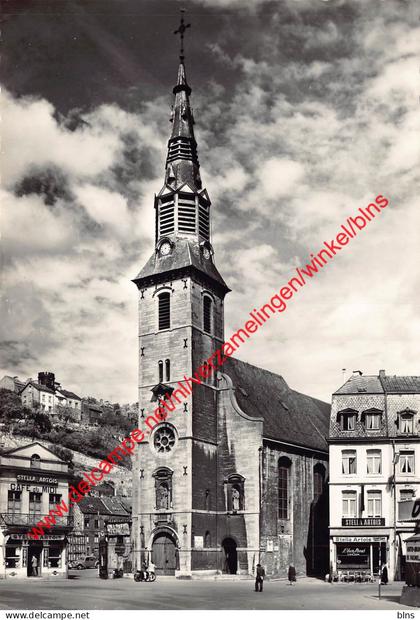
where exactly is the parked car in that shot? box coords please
[69,555,99,570]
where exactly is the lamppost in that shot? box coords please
[392,441,400,580]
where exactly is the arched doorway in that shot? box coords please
[151,532,177,575]
[222,538,237,574]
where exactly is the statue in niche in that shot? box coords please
[232,486,240,511]
[157,483,170,510]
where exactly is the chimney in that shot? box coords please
[379,369,386,378]
[352,370,363,376]
[38,372,56,391]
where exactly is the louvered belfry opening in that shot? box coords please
[178,193,196,234]
[167,137,198,166]
[198,200,210,240]
[158,292,171,330]
[159,195,175,237]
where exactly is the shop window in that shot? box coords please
[400,451,415,474]
[48,545,62,568]
[158,360,163,382]
[203,295,212,334]
[165,359,171,381]
[342,450,357,475]
[204,531,211,548]
[7,490,21,514]
[30,454,41,469]
[367,449,382,474]
[153,468,173,510]
[5,543,20,569]
[342,491,357,518]
[278,457,291,519]
[158,292,170,330]
[398,411,415,435]
[29,492,42,516]
[367,491,382,517]
[313,463,325,501]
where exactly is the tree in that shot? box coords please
[0,389,27,422]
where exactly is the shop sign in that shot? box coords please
[335,536,387,543]
[194,536,204,549]
[338,544,369,557]
[406,542,420,563]
[342,518,385,526]
[8,534,65,541]
[266,540,274,552]
[16,474,58,485]
[106,522,130,536]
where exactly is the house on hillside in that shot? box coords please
[0,376,26,394]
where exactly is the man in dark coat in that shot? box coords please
[255,563,265,592]
[381,565,389,585]
[288,565,297,584]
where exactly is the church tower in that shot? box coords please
[132,14,230,576]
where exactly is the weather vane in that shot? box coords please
[174,8,191,61]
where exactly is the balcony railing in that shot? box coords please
[0,512,74,528]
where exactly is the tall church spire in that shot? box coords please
[166,13,201,190]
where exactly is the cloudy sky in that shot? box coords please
[1,0,419,404]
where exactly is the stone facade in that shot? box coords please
[131,52,331,579]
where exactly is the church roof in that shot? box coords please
[223,357,330,453]
[133,238,230,294]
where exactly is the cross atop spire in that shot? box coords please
[173,9,191,62]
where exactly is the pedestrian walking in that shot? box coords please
[255,563,265,592]
[381,564,388,585]
[288,565,296,585]
[31,555,38,577]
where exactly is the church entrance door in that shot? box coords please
[222,538,237,574]
[152,532,177,575]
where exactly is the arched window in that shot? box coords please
[165,359,170,382]
[204,531,211,548]
[203,296,212,334]
[313,463,326,501]
[158,292,170,330]
[158,360,163,383]
[278,457,291,519]
[30,454,41,469]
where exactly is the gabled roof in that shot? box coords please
[77,497,111,515]
[58,389,81,400]
[222,357,330,453]
[333,375,383,395]
[133,238,230,295]
[380,376,420,394]
[0,441,64,461]
[101,497,130,516]
[21,381,55,395]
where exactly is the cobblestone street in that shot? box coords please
[0,571,414,610]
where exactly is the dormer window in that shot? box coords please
[337,409,357,431]
[398,410,415,435]
[362,408,382,431]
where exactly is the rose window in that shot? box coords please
[154,426,176,453]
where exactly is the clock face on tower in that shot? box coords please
[159,241,171,256]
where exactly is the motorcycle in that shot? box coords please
[134,569,156,582]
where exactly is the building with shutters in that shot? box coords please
[329,370,420,581]
[131,25,331,579]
